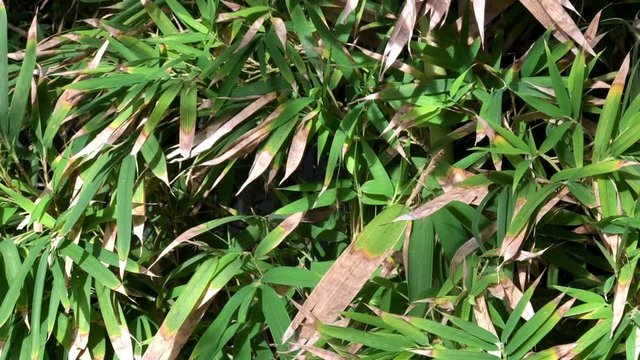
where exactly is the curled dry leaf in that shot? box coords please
[284,205,408,350]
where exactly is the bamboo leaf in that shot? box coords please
[6,15,37,141]
[116,155,136,278]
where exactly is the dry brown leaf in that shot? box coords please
[284,246,390,347]
[200,103,285,167]
[355,45,424,78]
[220,0,241,11]
[473,295,498,337]
[520,0,594,55]
[102,222,117,255]
[488,276,536,320]
[474,295,501,357]
[558,0,578,14]
[68,326,89,360]
[297,344,345,360]
[450,224,497,273]
[396,184,489,221]
[281,111,316,184]
[381,1,417,74]
[284,206,408,349]
[471,0,486,45]
[132,182,146,242]
[513,247,550,261]
[612,276,631,336]
[142,292,215,360]
[235,15,267,53]
[271,17,287,49]
[585,10,602,47]
[338,0,359,24]
[422,0,453,30]
[189,92,277,158]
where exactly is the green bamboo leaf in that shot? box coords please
[568,50,586,118]
[96,284,133,359]
[141,0,179,35]
[505,294,564,355]
[446,316,500,345]
[265,30,296,88]
[316,323,415,351]
[412,348,500,360]
[0,183,55,229]
[140,134,170,187]
[58,152,117,235]
[573,125,584,167]
[261,285,291,353]
[519,95,565,118]
[597,176,619,218]
[611,112,640,156]
[262,267,321,288]
[133,82,182,154]
[507,183,560,236]
[408,317,498,351]
[29,247,49,360]
[143,252,240,359]
[593,54,631,162]
[0,236,48,328]
[116,155,136,278]
[509,298,575,359]
[323,104,364,191]
[551,160,633,182]
[6,15,37,141]
[254,212,304,258]
[307,9,356,82]
[544,41,571,116]
[552,286,605,304]
[380,312,429,346]
[190,285,257,358]
[60,240,124,293]
[63,74,154,91]
[408,217,434,316]
[165,0,209,33]
[0,0,7,124]
[539,121,571,154]
[502,276,541,342]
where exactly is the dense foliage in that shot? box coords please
[2,0,640,359]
